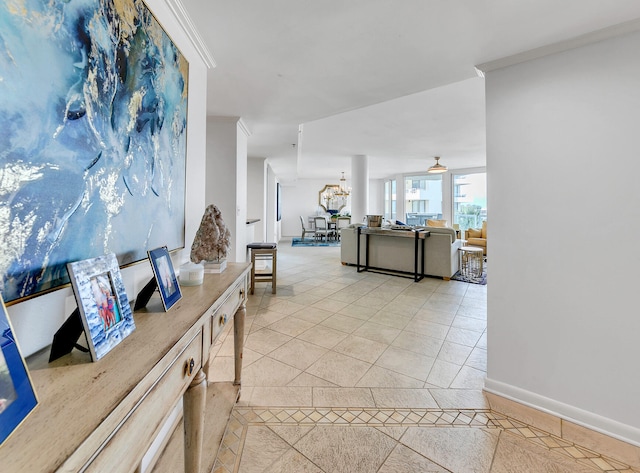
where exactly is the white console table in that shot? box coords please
[0,263,250,473]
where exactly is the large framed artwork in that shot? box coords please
[67,253,135,361]
[0,0,189,304]
[0,295,38,445]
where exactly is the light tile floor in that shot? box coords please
[209,241,636,473]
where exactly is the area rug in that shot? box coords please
[292,237,341,247]
[451,259,487,285]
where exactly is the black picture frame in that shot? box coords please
[148,247,182,311]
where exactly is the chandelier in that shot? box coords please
[334,172,351,196]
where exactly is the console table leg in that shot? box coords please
[183,369,206,473]
[234,302,246,387]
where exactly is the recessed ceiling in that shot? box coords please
[180,0,640,182]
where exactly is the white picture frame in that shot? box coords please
[67,253,135,361]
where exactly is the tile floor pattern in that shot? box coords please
[208,242,637,473]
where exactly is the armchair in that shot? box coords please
[465,220,487,255]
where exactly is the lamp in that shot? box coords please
[427,156,448,174]
[334,172,351,196]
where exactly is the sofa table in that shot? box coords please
[357,226,430,281]
[1,263,250,473]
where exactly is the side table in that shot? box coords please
[459,246,484,278]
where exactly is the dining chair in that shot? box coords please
[313,216,331,241]
[336,216,351,240]
[300,216,316,240]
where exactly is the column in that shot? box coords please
[351,155,369,224]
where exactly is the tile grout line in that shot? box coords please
[212,406,640,473]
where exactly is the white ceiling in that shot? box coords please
[180,0,640,183]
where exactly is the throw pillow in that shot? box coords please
[427,219,448,227]
[481,220,487,238]
[468,228,482,238]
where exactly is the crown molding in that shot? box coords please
[237,118,251,137]
[164,0,216,69]
[476,17,640,74]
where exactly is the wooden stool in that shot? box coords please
[247,243,277,294]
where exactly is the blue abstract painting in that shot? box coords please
[0,0,188,303]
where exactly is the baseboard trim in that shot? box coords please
[484,378,640,468]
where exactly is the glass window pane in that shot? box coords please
[453,172,487,231]
[384,179,397,221]
[391,180,396,221]
[405,174,442,225]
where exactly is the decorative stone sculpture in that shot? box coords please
[190,204,231,263]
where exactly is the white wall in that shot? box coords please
[369,178,384,216]
[205,117,249,262]
[205,117,236,244]
[247,157,267,241]
[8,0,210,357]
[266,165,280,242]
[235,124,248,261]
[280,178,340,237]
[486,30,640,444]
[391,173,406,222]
[279,177,388,236]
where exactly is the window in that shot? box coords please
[453,172,486,231]
[384,179,396,221]
[405,174,442,225]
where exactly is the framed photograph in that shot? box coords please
[0,295,38,445]
[148,247,182,311]
[277,182,282,221]
[67,254,135,361]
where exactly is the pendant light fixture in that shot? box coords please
[335,172,351,196]
[427,156,448,174]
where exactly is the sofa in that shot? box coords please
[340,225,461,279]
[464,221,487,255]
